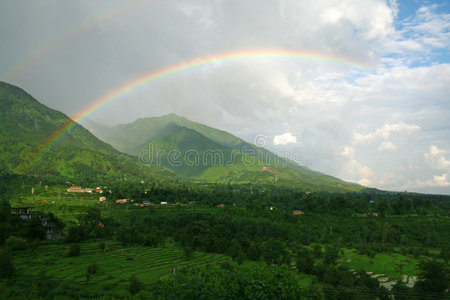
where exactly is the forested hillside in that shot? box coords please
[0,82,174,181]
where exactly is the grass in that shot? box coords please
[13,240,230,296]
[338,248,420,278]
[10,185,105,222]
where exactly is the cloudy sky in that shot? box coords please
[1,0,449,194]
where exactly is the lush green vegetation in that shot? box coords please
[0,81,176,182]
[8,240,228,298]
[0,81,361,191]
[0,82,449,298]
[94,113,362,191]
[1,176,449,299]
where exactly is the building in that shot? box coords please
[160,201,168,205]
[11,208,62,240]
[363,212,379,217]
[217,204,225,208]
[10,207,41,220]
[116,199,129,204]
[41,218,63,240]
[67,186,93,193]
[293,210,304,215]
[94,187,103,193]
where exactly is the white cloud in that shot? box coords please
[416,145,450,189]
[424,145,450,171]
[418,173,450,188]
[341,146,354,157]
[353,122,420,145]
[358,178,372,186]
[383,4,450,66]
[273,132,297,145]
[379,172,395,185]
[378,141,397,152]
[338,146,376,188]
[1,1,449,194]
[359,165,375,179]
[320,7,343,24]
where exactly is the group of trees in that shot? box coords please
[1,176,449,299]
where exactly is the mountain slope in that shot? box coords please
[0,81,174,180]
[136,123,265,178]
[95,113,242,154]
[95,113,362,191]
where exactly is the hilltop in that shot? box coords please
[91,113,362,191]
[0,81,174,181]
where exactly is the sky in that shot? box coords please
[0,0,449,194]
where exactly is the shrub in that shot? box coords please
[67,244,80,257]
[99,242,106,253]
[87,262,99,275]
[128,275,143,295]
[65,226,85,243]
[0,250,14,278]
[86,262,99,281]
[5,236,27,251]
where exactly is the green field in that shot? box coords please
[338,248,420,278]
[12,241,229,297]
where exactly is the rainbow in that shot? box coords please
[1,0,140,81]
[25,48,373,170]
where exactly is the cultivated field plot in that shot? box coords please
[339,249,420,278]
[13,241,229,295]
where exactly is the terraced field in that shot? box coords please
[338,248,420,279]
[12,241,230,296]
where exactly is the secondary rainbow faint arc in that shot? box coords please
[29,49,373,168]
[1,0,140,81]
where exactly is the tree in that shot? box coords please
[99,242,106,253]
[262,239,285,265]
[247,242,262,261]
[415,260,449,297]
[391,282,415,300]
[312,244,322,259]
[182,245,193,258]
[5,236,27,251]
[0,250,14,278]
[0,199,11,223]
[25,217,45,240]
[440,247,449,263]
[68,244,80,257]
[324,245,339,265]
[128,275,143,295]
[296,247,315,274]
[65,225,85,243]
[86,262,99,281]
[227,239,246,265]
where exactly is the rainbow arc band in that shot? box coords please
[24,49,372,171]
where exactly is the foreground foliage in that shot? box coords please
[0,176,449,299]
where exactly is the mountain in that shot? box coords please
[94,113,362,191]
[78,117,112,141]
[0,81,174,180]
[0,81,362,191]
[135,122,266,179]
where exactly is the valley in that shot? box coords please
[0,82,448,299]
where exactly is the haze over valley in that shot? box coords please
[0,1,449,299]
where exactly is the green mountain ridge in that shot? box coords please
[0,81,362,191]
[95,113,362,191]
[0,81,174,181]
